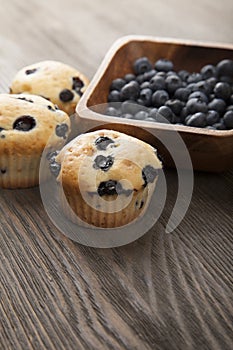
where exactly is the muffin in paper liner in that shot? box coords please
[0,93,70,189]
[51,129,162,228]
[10,60,89,116]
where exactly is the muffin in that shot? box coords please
[50,129,162,228]
[0,93,70,188]
[10,60,89,115]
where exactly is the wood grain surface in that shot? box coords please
[0,1,233,349]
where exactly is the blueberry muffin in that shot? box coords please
[10,60,89,115]
[51,129,162,228]
[0,93,70,188]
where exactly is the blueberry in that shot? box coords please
[93,155,114,171]
[156,71,166,78]
[72,77,84,91]
[156,106,174,123]
[49,161,61,177]
[47,105,56,111]
[174,87,190,102]
[165,75,182,94]
[143,69,156,81]
[208,98,226,115]
[214,82,231,100]
[95,136,114,150]
[134,111,149,120]
[13,115,36,131]
[98,180,116,196]
[120,81,140,100]
[59,89,74,102]
[108,90,121,102]
[149,76,165,91]
[124,74,136,82]
[187,73,202,84]
[186,98,208,114]
[189,91,209,103]
[216,59,233,78]
[165,99,184,115]
[25,68,37,75]
[105,106,120,117]
[154,58,174,72]
[152,90,169,107]
[206,77,217,91]
[133,57,153,75]
[223,110,233,128]
[206,110,220,125]
[172,116,181,124]
[170,113,181,123]
[136,98,146,106]
[209,94,215,101]
[166,71,176,77]
[229,95,233,105]
[180,107,189,122]
[97,180,131,196]
[136,74,145,84]
[185,112,207,127]
[142,165,158,187]
[110,78,126,91]
[55,123,69,138]
[200,64,217,79]
[140,81,150,89]
[212,122,227,130]
[219,76,233,84]
[227,105,233,111]
[186,83,197,93]
[46,151,59,162]
[121,100,142,115]
[184,115,192,124]
[178,70,190,81]
[193,80,211,95]
[139,88,152,106]
[148,108,158,119]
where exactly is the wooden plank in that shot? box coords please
[0,0,233,349]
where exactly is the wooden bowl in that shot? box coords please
[76,35,233,172]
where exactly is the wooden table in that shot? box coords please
[0,1,233,349]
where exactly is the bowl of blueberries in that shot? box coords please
[77,35,233,172]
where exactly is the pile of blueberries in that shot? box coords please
[105,57,233,129]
